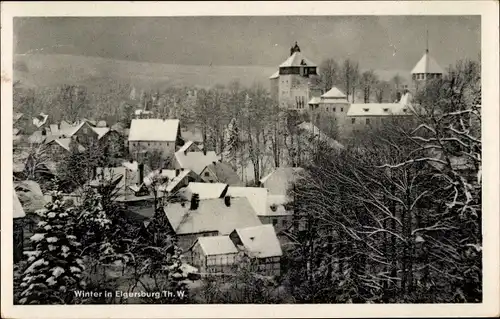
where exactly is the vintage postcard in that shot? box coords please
[1,1,499,318]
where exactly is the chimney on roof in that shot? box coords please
[129,158,134,163]
[138,163,144,184]
[224,196,231,207]
[203,149,207,156]
[212,161,216,165]
[190,193,200,210]
[176,169,180,176]
[184,149,187,156]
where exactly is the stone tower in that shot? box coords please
[269,42,319,111]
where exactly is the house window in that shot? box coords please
[326,107,329,112]
[333,107,336,112]
[366,118,370,125]
[341,107,344,112]
[272,219,278,226]
[205,172,210,177]
[351,118,356,124]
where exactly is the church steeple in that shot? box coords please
[290,41,301,56]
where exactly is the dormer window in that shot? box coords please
[383,108,389,112]
[402,108,408,113]
[363,108,369,112]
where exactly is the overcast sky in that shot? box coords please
[14,16,480,70]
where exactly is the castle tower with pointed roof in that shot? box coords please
[269,42,320,111]
[410,34,444,91]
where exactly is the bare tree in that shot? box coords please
[319,59,339,93]
[361,70,379,103]
[341,59,360,102]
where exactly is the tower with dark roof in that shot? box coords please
[269,42,319,111]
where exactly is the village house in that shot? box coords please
[128,119,182,160]
[346,98,415,133]
[190,235,239,275]
[143,168,200,198]
[229,224,283,277]
[163,195,262,252]
[259,167,305,196]
[309,86,350,118]
[189,224,283,277]
[93,160,147,197]
[180,126,204,148]
[199,161,244,186]
[174,148,220,175]
[45,137,85,160]
[178,140,202,154]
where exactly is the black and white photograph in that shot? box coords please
[1,1,499,318]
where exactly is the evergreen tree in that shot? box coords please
[222,118,240,168]
[19,192,85,304]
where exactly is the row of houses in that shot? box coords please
[13,110,310,278]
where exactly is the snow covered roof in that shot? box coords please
[197,236,238,256]
[15,180,47,214]
[14,112,24,123]
[227,187,268,216]
[163,169,193,193]
[183,182,228,200]
[399,92,413,106]
[269,70,279,79]
[96,120,107,127]
[233,224,283,258]
[279,52,317,68]
[266,194,292,216]
[175,150,219,175]
[308,96,321,105]
[32,113,48,128]
[46,138,85,152]
[164,197,261,235]
[202,162,244,186]
[91,127,110,140]
[178,141,196,154]
[411,51,444,75]
[321,86,347,99]
[13,191,26,219]
[259,167,305,196]
[128,119,180,142]
[347,103,414,117]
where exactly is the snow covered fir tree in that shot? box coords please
[17,192,85,304]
